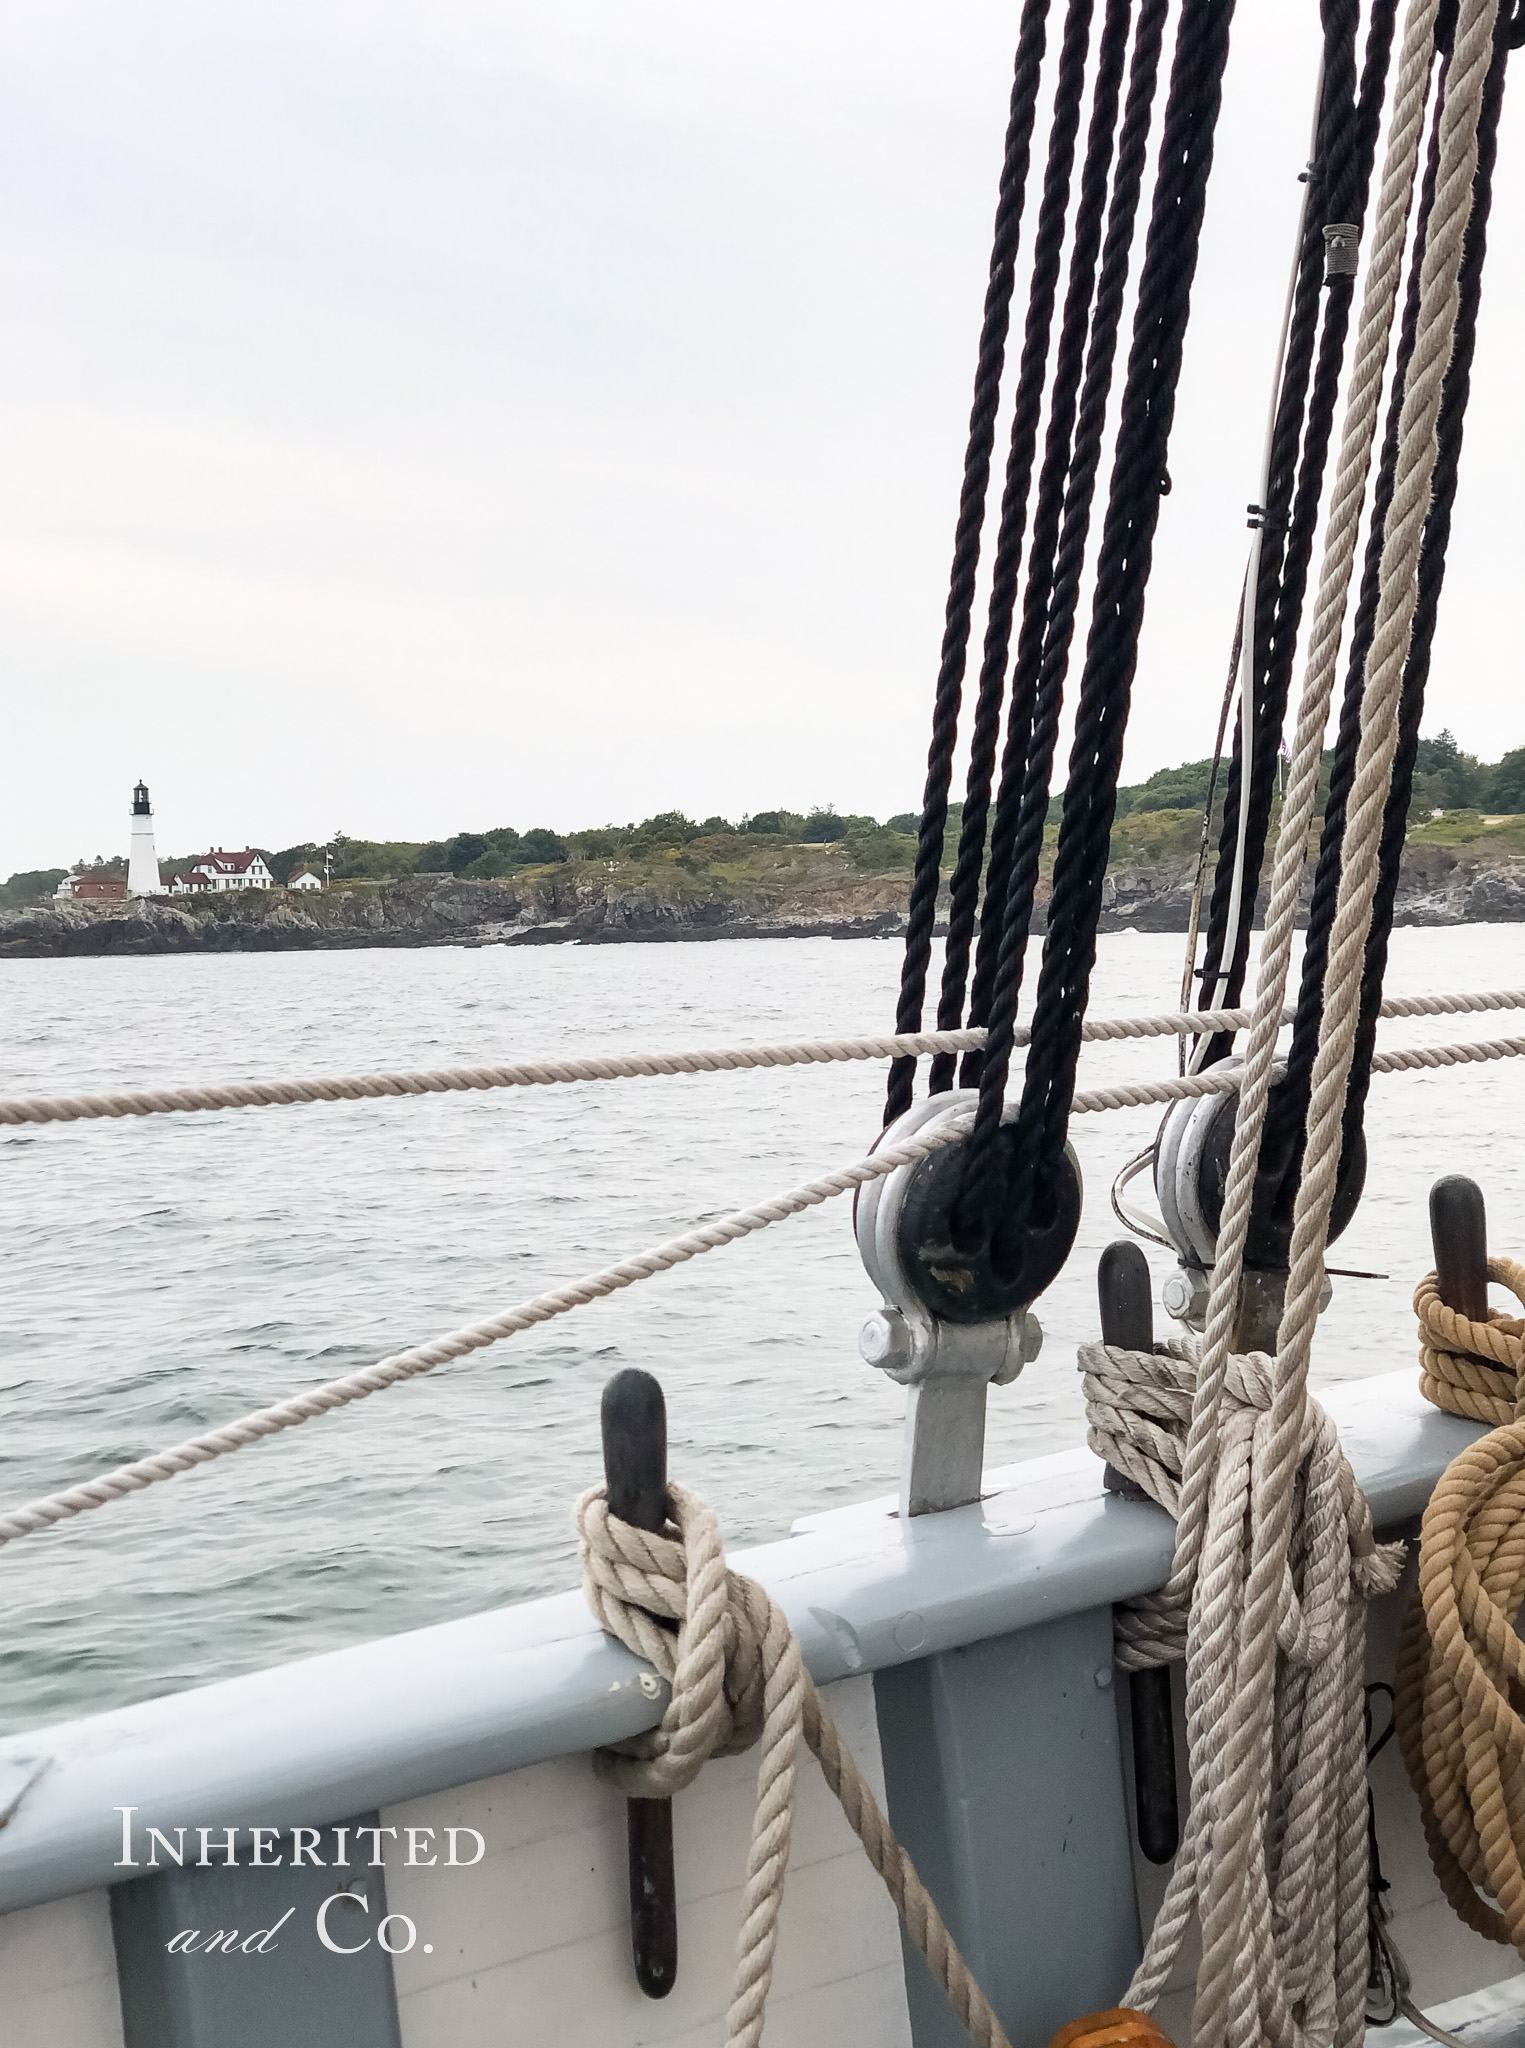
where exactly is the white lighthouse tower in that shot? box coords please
[126,781,161,897]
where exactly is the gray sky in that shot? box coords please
[4,2,1521,875]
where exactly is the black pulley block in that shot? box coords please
[1195,1084,1367,1270]
[895,1133,1083,1323]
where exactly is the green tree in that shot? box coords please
[1485,748,1525,815]
[0,868,67,910]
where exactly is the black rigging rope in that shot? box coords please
[950,0,1171,1242]
[885,0,1052,1124]
[983,0,1239,1279]
[928,0,1106,1098]
[1194,0,1397,1044]
[954,0,1164,1106]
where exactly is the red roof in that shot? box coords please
[192,848,266,875]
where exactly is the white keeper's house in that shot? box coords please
[165,849,275,895]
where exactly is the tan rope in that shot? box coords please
[578,1481,1012,2048]
[1400,1253,1525,1950]
[1116,0,1502,2037]
[0,1111,971,1547]
[1192,0,1501,2029]
[1396,1415,1525,1949]
[2,1030,1517,1552]
[1082,1333,1403,2034]
[1414,1258,1525,1425]
[3,989,1522,1127]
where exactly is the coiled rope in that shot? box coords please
[1413,1257,1525,1424]
[578,1481,1011,2048]
[5,989,1521,1127]
[1398,1256,1525,1954]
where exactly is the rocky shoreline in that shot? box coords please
[2,843,1522,960]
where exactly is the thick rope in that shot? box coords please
[887,0,1052,1122]
[1413,1257,1525,1425]
[9,989,1521,1127]
[1133,0,1440,1766]
[1195,0,1500,2031]
[931,0,1104,1095]
[1111,0,1500,2038]
[988,0,1236,1282]
[1397,1247,1525,1951]
[578,1481,1013,2048]
[1080,1339,1404,2035]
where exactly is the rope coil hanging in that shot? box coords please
[1399,1255,1525,1954]
[1414,1258,1525,1423]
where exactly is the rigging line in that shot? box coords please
[928,0,1104,1100]
[1122,2,1506,2029]
[1134,0,1448,1642]
[1177,575,1245,1071]
[1269,41,1449,1171]
[1344,3,1516,1148]
[961,0,1170,1100]
[988,0,1239,1283]
[953,0,1174,1214]
[884,0,1053,1124]
[4,990,1520,1128]
[4,1030,1522,1552]
[1200,53,1329,1032]
[1197,0,1400,1036]
[0,1112,979,1548]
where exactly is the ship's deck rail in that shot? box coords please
[0,1367,1481,1918]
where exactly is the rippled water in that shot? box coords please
[3,926,1523,1734]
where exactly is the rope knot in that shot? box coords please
[1079,1337,1403,1671]
[576,1473,1015,2048]
[577,1481,784,1797]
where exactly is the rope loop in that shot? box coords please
[577,1482,777,1797]
[577,1478,1016,2048]
[1414,1256,1525,1423]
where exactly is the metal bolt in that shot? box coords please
[1094,1666,1114,1690]
[637,1671,662,1700]
[1161,1265,1209,1328]
[859,1307,914,1374]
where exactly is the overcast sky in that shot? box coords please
[3,1,1521,874]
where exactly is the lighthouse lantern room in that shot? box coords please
[127,781,161,897]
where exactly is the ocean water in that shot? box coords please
[3,925,1523,1735]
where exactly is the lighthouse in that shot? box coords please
[127,781,161,897]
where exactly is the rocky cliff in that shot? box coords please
[4,842,1523,959]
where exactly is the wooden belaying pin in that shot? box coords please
[1430,1174,1489,1324]
[601,1367,678,1999]
[1098,1241,1180,1867]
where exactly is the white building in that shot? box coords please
[289,870,323,891]
[167,848,274,894]
[127,781,161,896]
